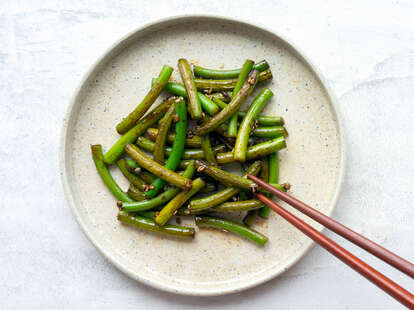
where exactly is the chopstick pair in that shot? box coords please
[247,174,414,309]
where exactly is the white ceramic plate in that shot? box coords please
[60,15,345,296]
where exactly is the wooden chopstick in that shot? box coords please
[248,175,414,309]
[248,174,414,278]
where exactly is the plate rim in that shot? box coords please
[60,13,346,296]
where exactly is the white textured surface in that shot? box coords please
[1,1,413,309]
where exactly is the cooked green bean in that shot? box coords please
[187,187,240,212]
[212,97,284,126]
[260,157,270,183]
[209,92,232,103]
[124,160,157,183]
[178,59,202,119]
[269,153,279,186]
[125,144,192,190]
[117,159,147,191]
[195,160,254,190]
[252,126,287,138]
[197,70,259,135]
[118,211,195,238]
[213,133,234,149]
[176,208,207,216]
[178,160,194,170]
[269,182,290,191]
[207,121,285,141]
[260,152,279,218]
[155,80,220,116]
[136,211,156,219]
[214,199,263,212]
[186,161,262,213]
[119,161,195,212]
[125,159,139,170]
[195,216,268,246]
[91,145,134,202]
[103,97,174,165]
[136,136,162,150]
[243,158,270,225]
[136,136,225,160]
[228,60,255,137]
[194,69,272,91]
[212,97,231,109]
[195,78,235,92]
[234,88,273,162]
[243,210,259,227]
[116,65,173,134]
[155,178,205,226]
[203,112,277,144]
[240,113,284,126]
[199,182,216,193]
[258,69,272,83]
[179,145,225,160]
[146,99,188,197]
[200,134,218,166]
[193,60,269,79]
[153,104,175,164]
[200,113,229,137]
[216,136,286,164]
[146,128,202,147]
[257,157,270,218]
[127,184,147,201]
[136,172,156,184]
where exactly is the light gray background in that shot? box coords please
[1,1,413,309]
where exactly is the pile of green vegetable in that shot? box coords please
[91,59,289,246]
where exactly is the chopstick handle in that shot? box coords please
[248,174,414,279]
[255,193,414,309]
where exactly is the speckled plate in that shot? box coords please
[60,15,345,295]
